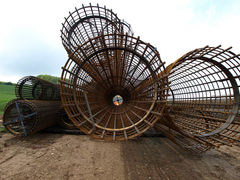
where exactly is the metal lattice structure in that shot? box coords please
[59,4,169,141]
[60,33,168,140]
[3,99,61,136]
[59,4,240,148]
[60,3,133,55]
[1,3,239,153]
[155,46,240,151]
[15,76,60,101]
[154,111,211,153]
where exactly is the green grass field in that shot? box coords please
[0,83,16,115]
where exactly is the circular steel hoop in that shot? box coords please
[15,76,60,101]
[61,3,133,55]
[3,99,61,136]
[60,33,168,141]
[167,46,240,140]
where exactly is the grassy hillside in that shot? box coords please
[0,83,16,115]
[37,75,60,84]
[0,74,60,115]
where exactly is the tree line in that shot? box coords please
[0,75,60,85]
[37,75,60,84]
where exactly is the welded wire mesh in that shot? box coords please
[61,3,133,55]
[60,33,168,141]
[163,46,240,148]
[15,76,60,101]
[59,4,240,148]
[3,99,61,136]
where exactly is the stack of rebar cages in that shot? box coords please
[59,3,240,152]
[60,3,169,141]
[3,3,240,153]
[155,46,240,152]
[3,76,73,136]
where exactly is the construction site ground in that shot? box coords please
[0,131,240,180]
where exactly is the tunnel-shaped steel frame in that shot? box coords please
[15,76,60,101]
[159,45,240,149]
[61,3,133,55]
[3,99,62,136]
[60,33,168,141]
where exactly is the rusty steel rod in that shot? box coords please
[60,3,133,55]
[60,33,169,141]
[154,45,240,150]
[15,76,60,101]
[59,4,240,149]
[3,99,62,136]
[57,108,76,129]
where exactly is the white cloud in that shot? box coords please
[0,0,239,83]
[0,74,22,84]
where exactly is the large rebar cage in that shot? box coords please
[59,4,240,148]
[60,3,133,55]
[162,46,240,148]
[60,33,168,141]
[15,76,60,101]
[60,4,169,141]
[3,99,61,136]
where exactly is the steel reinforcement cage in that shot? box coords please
[58,4,240,149]
[3,99,62,136]
[15,76,60,101]
[60,3,133,55]
[60,33,169,141]
[155,45,240,151]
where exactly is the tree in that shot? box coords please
[37,75,60,84]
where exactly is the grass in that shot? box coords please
[0,84,16,115]
[0,127,7,133]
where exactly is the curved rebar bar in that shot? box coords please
[59,4,240,148]
[163,45,240,148]
[3,99,62,136]
[57,108,76,129]
[60,33,168,141]
[60,3,133,55]
[15,76,60,101]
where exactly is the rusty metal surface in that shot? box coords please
[156,45,240,150]
[59,4,169,141]
[59,4,240,148]
[3,3,240,151]
[60,33,168,141]
[60,3,133,55]
[3,99,61,136]
[15,76,60,101]
[57,108,76,129]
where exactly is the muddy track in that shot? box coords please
[0,133,239,180]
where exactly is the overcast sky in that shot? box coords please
[0,0,240,83]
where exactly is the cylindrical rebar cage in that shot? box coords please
[60,33,168,141]
[166,46,240,147]
[15,76,60,101]
[61,3,133,55]
[3,99,61,136]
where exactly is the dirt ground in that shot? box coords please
[0,132,240,180]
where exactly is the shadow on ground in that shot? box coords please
[121,137,240,180]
